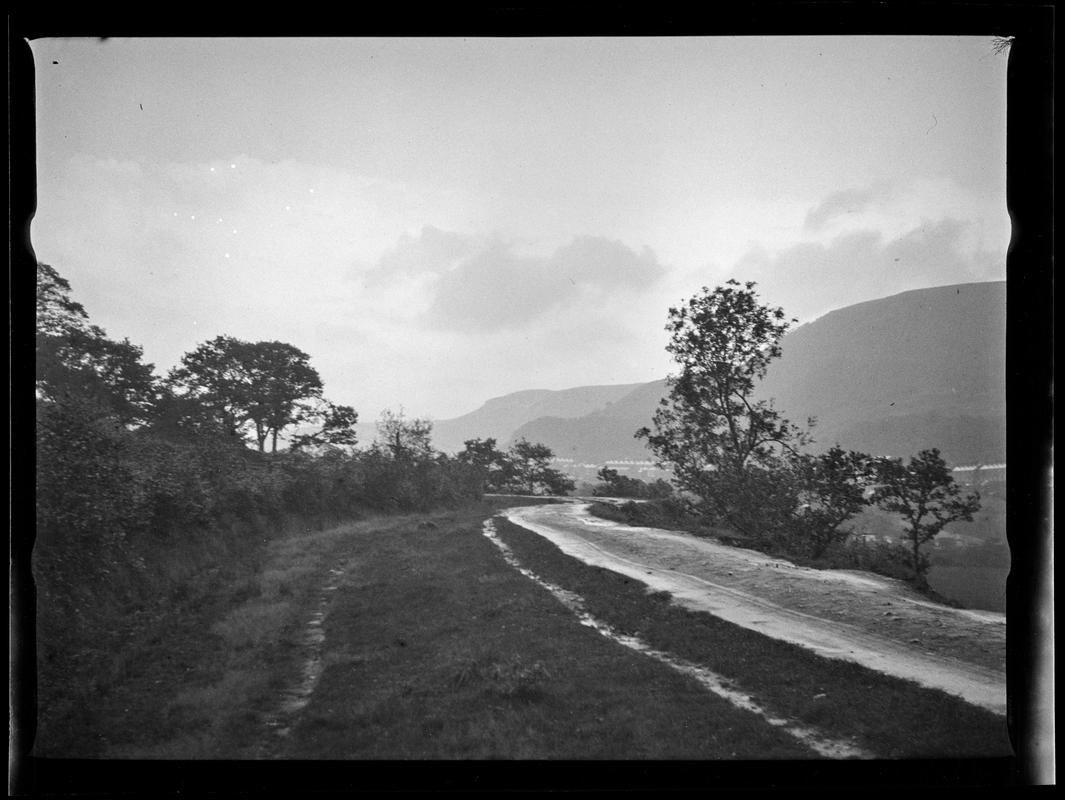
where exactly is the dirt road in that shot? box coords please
[502,502,1007,716]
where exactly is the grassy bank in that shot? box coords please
[32,510,345,759]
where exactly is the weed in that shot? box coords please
[451,655,554,699]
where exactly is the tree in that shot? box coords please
[457,437,512,492]
[871,448,982,585]
[36,262,89,337]
[637,280,808,539]
[167,336,323,451]
[36,262,160,425]
[287,401,359,451]
[374,408,435,461]
[504,438,575,496]
[242,341,325,452]
[790,446,875,558]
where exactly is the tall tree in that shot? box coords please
[637,280,808,539]
[167,336,323,451]
[871,448,982,584]
[36,262,159,425]
[242,341,324,452]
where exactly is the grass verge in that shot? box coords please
[492,516,1011,758]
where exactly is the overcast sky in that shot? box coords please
[30,36,1008,421]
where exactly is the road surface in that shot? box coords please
[501,501,1007,716]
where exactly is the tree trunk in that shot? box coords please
[911,536,924,585]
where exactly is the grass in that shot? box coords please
[283,500,814,760]
[492,516,1012,759]
[30,493,1011,776]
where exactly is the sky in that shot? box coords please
[30,36,1009,422]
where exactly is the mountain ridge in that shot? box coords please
[504,281,1005,466]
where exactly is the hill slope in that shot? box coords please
[508,281,1005,465]
[426,383,646,454]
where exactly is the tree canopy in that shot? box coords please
[36,262,159,425]
[638,280,809,537]
[374,408,435,461]
[871,448,982,583]
[167,336,324,451]
[457,436,574,496]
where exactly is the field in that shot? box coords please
[28,497,1015,790]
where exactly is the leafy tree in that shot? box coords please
[637,280,808,539]
[36,262,89,336]
[374,408,435,461]
[790,446,875,558]
[167,336,323,451]
[504,438,575,496]
[457,437,512,491]
[288,402,359,451]
[871,448,982,584]
[36,262,159,425]
[167,336,258,440]
[243,340,325,452]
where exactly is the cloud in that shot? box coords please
[733,218,1003,322]
[421,234,666,333]
[31,153,481,372]
[359,225,482,286]
[803,182,893,231]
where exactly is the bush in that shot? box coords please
[587,497,695,531]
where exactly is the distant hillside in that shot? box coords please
[508,281,1005,466]
[509,380,668,462]
[755,281,1005,462]
[426,383,646,454]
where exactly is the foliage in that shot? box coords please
[167,336,324,451]
[373,408,435,461]
[36,262,160,425]
[33,264,491,678]
[288,401,359,451]
[457,437,512,492]
[870,448,982,584]
[456,436,574,496]
[638,280,811,540]
[499,438,575,496]
[587,498,695,531]
[789,446,876,558]
[593,466,674,499]
[36,397,143,549]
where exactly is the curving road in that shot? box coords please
[501,501,1007,716]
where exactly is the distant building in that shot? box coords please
[951,463,1006,485]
